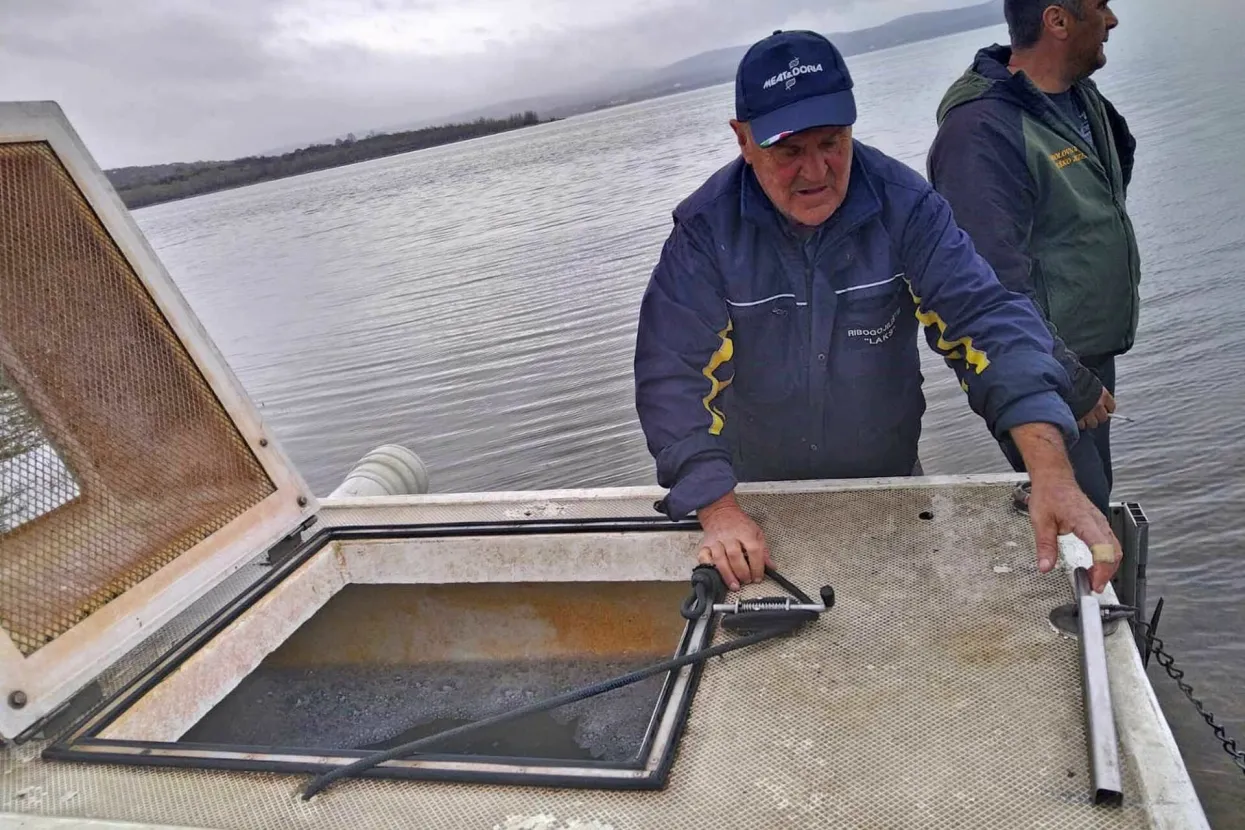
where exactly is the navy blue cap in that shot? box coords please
[735,30,857,148]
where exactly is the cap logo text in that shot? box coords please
[763,56,824,91]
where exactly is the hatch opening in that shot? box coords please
[45,520,711,789]
[183,581,693,766]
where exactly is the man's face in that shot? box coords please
[1064,0,1118,78]
[730,122,853,227]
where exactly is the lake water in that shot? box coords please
[132,0,1245,821]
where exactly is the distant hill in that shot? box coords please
[434,0,1006,123]
[611,0,1005,105]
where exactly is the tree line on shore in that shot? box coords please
[105,111,547,209]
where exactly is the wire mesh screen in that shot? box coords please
[0,140,276,656]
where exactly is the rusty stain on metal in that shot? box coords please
[261,582,691,669]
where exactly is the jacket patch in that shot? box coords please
[1050,146,1088,170]
[847,306,901,345]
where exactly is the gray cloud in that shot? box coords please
[0,0,971,166]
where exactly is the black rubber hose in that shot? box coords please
[300,618,803,800]
[680,563,727,620]
[721,608,819,633]
[764,564,815,604]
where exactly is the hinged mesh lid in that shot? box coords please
[0,101,317,739]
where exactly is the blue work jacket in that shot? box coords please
[633,141,1076,520]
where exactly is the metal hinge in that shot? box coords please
[263,515,320,568]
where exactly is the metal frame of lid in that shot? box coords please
[0,101,318,740]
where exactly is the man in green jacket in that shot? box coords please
[927,0,1140,515]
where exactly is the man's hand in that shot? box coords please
[1077,388,1116,431]
[1011,423,1122,592]
[695,491,772,591]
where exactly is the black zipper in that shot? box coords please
[1083,86,1140,348]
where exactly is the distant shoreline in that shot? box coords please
[103,2,1008,210]
[106,111,551,209]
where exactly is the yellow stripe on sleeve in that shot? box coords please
[905,282,991,375]
[701,320,733,436]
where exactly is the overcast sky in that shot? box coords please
[1,0,972,167]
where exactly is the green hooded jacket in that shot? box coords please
[927,45,1140,416]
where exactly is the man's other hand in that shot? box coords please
[1010,422,1122,593]
[1077,387,1116,430]
[695,491,772,591]
[1028,475,1121,592]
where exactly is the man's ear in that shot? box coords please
[1042,3,1073,41]
[729,119,754,163]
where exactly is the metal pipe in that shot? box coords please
[328,444,430,498]
[1074,567,1124,806]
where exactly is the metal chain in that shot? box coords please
[1138,620,1245,776]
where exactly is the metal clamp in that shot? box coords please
[713,598,827,614]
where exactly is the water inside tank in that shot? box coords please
[178,581,691,763]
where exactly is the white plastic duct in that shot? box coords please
[328,444,430,497]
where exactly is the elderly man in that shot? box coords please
[927,0,1138,517]
[633,29,1121,593]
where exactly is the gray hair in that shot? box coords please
[1005,0,1085,49]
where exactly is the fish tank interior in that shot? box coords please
[175,580,693,763]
